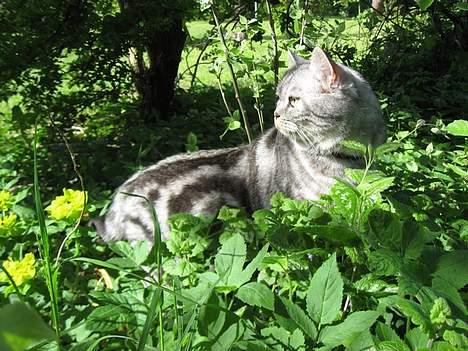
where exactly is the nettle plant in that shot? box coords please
[0,119,466,350]
[64,132,466,349]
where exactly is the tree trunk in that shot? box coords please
[144,18,186,121]
[119,0,186,121]
[372,0,384,15]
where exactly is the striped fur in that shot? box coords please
[93,48,386,242]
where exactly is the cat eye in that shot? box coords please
[288,96,300,105]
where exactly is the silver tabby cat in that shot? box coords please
[93,47,386,241]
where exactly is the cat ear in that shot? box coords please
[288,50,308,68]
[309,47,344,91]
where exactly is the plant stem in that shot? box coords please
[299,0,309,46]
[211,6,253,143]
[33,122,61,348]
[215,75,234,118]
[265,0,279,86]
[248,38,265,133]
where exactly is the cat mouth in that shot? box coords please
[276,117,348,155]
[274,117,299,134]
[275,117,321,148]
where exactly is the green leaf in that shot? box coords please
[261,326,305,350]
[379,296,432,334]
[430,298,451,325]
[212,321,245,351]
[341,140,367,155]
[306,253,344,326]
[305,224,358,243]
[237,282,274,311]
[457,2,468,11]
[369,249,402,276]
[237,243,269,286]
[279,296,318,340]
[445,120,468,136]
[368,209,402,250]
[347,330,375,351]
[443,330,468,348]
[377,341,411,351]
[0,303,56,351]
[358,176,395,196]
[215,233,246,284]
[401,221,434,260]
[375,142,402,156]
[199,290,226,338]
[228,120,241,131]
[214,234,268,289]
[416,0,435,11]
[432,250,468,290]
[319,311,380,348]
[375,322,402,343]
[405,328,430,351]
[109,241,151,266]
[86,305,134,332]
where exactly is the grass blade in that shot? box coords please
[33,121,61,347]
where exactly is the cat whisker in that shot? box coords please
[297,130,313,146]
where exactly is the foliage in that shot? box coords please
[0,113,466,349]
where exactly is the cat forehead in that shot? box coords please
[276,65,312,96]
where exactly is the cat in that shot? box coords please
[92,47,386,242]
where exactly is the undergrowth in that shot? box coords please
[0,109,466,350]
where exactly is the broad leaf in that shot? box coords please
[211,321,245,351]
[379,296,432,334]
[375,322,402,343]
[261,326,305,350]
[445,120,468,136]
[416,0,434,11]
[432,250,468,290]
[368,209,402,251]
[357,176,395,196]
[405,328,430,351]
[237,243,269,286]
[319,311,380,348]
[86,305,135,332]
[215,233,246,284]
[377,340,411,351]
[305,224,358,243]
[237,282,274,311]
[109,240,151,266]
[306,253,343,326]
[199,290,226,338]
[376,142,402,156]
[0,303,56,351]
[279,296,318,340]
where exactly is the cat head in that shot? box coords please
[274,47,386,154]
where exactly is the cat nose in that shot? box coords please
[274,111,280,119]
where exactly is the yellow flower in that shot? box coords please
[0,253,36,287]
[46,188,87,221]
[0,212,17,237]
[0,190,12,211]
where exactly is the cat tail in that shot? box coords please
[89,216,108,241]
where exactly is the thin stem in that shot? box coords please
[47,114,86,267]
[299,0,309,46]
[216,75,234,118]
[248,37,265,133]
[265,0,279,86]
[0,265,24,300]
[211,6,253,143]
